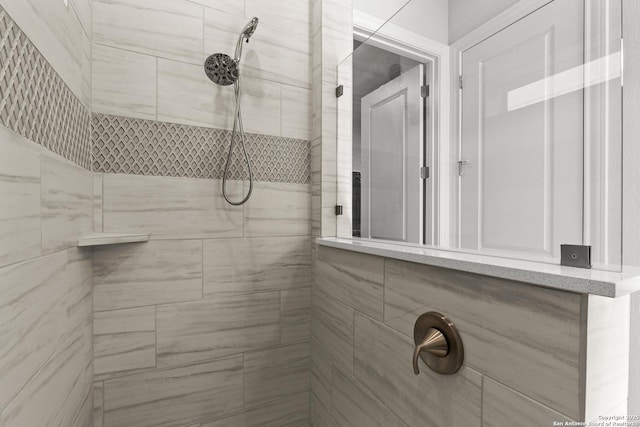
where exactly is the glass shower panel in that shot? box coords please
[336,0,623,271]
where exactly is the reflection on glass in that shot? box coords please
[338,0,622,271]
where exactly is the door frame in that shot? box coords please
[342,10,451,246]
[360,64,425,243]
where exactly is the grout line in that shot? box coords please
[201,239,204,299]
[278,290,283,345]
[279,83,284,137]
[154,305,158,369]
[480,374,484,427]
[93,288,288,314]
[101,173,104,232]
[155,56,159,120]
[202,4,206,59]
[241,352,246,409]
[382,258,386,322]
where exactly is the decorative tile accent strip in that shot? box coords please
[92,113,311,184]
[0,6,91,169]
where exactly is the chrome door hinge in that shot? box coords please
[458,75,463,89]
[457,160,468,176]
[421,85,429,98]
[335,205,343,215]
[335,85,344,98]
[420,166,429,179]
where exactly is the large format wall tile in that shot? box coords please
[203,236,311,295]
[188,0,243,16]
[71,379,94,427]
[0,249,92,426]
[94,173,103,232]
[1,326,93,427]
[282,85,312,140]
[93,240,203,311]
[92,44,157,120]
[331,367,407,427]
[281,287,312,344]
[156,292,280,367]
[93,0,204,64]
[202,8,248,66]
[94,307,156,380]
[103,355,244,427]
[244,182,311,236]
[102,174,243,239]
[311,337,333,412]
[482,378,573,427]
[69,0,92,38]
[316,247,384,320]
[41,151,93,253]
[0,126,40,268]
[238,76,282,137]
[158,58,217,128]
[94,382,104,427]
[63,248,93,343]
[354,314,482,427]
[310,393,336,427]
[245,0,310,37]
[0,251,68,410]
[201,392,309,427]
[311,290,354,373]
[383,258,583,419]
[243,342,310,408]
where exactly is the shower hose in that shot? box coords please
[222,78,253,205]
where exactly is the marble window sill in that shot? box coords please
[316,237,640,298]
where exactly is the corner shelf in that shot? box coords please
[77,233,150,247]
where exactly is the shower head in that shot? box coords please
[204,17,259,86]
[241,17,259,40]
[204,53,238,86]
[234,17,259,61]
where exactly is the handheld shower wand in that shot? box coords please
[204,17,259,205]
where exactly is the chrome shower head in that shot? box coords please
[204,17,259,86]
[242,17,259,40]
[204,53,238,86]
[234,17,259,61]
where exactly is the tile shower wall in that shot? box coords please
[92,113,310,183]
[0,2,93,427]
[311,247,630,426]
[90,0,313,426]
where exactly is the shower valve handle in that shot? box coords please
[412,327,448,374]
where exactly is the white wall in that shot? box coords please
[448,0,519,43]
[353,0,449,45]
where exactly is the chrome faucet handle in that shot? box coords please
[412,327,448,374]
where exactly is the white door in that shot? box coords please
[460,0,584,260]
[361,64,424,243]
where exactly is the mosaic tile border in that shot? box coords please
[0,6,91,169]
[92,113,311,184]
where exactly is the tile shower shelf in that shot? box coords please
[77,233,150,247]
[317,238,640,298]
